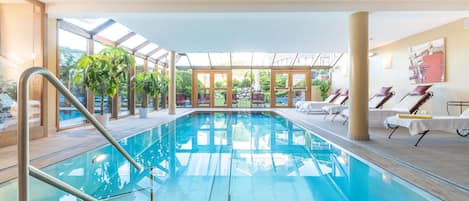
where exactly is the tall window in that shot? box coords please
[176,69,192,108]
[58,29,87,128]
[135,57,145,113]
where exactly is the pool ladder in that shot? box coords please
[17,67,144,201]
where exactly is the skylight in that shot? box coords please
[209,53,231,66]
[187,53,210,67]
[97,23,132,41]
[138,43,159,55]
[63,18,108,31]
[273,53,297,66]
[252,53,275,67]
[120,34,147,49]
[231,52,252,66]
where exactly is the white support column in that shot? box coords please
[168,50,176,114]
[348,12,369,140]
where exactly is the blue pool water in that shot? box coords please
[0,112,438,201]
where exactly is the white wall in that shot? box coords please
[332,19,469,115]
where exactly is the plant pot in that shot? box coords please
[139,108,148,118]
[94,113,110,128]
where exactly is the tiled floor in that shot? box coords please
[0,108,468,200]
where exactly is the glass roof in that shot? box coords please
[294,53,319,66]
[252,53,275,66]
[187,53,210,67]
[273,53,297,66]
[63,18,108,31]
[120,34,147,49]
[151,50,168,60]
[231,52,252,66]
[60,18,343,70]
[176,55,191,67]
[138,43,159,55]
[209,53,230,66]
[97,23,131,41]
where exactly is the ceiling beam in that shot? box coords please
[90,19,115,36]
[311,53,321,66]
[93,35,117,47]
[154,52,169,60]
[58,19,90,39]
[207,53,213,69]
[146,47,161,58]
[115,32,136,45]
[331,53,344,67]
[291,53,299,69]
[132,40,151,53]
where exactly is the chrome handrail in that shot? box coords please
[18,67,143,201]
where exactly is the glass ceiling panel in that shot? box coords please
[120,34,146,49]
[231,52,253,66]
[97,23,131,41]
[138,43,159,55]
[315,53,342,66]
[187,53,210,67]
[176,55,191,67]
[252,53,275,67]
[273,53,297,66]
[209,53,230,66]
[151,50,168,60]
[63,18,108,31]
[294,53,318,66]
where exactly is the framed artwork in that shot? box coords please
[408,38,446,84]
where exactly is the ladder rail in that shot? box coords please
[18,67,143,201]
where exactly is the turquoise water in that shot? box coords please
[0,112,438,201]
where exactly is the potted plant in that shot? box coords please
[159,74,169,109]
[74,47,133,126]
[132,71,161,118]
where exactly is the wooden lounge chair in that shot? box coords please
[340,85,433,127]
[384,110,469,146]
[322,86,395,120]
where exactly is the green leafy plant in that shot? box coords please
[132,71,161,107]
[318,80,331,101]
[74,46,134,115]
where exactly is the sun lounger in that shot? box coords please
[384,110,469,146]
[322,86,394,120]
[295,89,341,111]
[298,89,348,113]
[340,85,433,127]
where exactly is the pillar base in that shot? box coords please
[348,134,370,141]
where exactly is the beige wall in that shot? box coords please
[333,19,469,115]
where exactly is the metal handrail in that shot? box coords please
[18,67,143,201]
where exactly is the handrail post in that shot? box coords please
[17,67,143,201]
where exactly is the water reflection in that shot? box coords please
[0,112,437,201]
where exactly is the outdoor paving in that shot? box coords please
[0,108,468,200]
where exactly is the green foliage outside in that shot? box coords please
[74,46,134,115]
[311,69,332,101]
[176,70,192,98]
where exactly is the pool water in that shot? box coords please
[0,112,438,201]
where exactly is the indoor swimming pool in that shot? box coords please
[0,112,439,201]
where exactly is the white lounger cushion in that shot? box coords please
[341,108,409,127]
[385,109,469,135]
[299,101,335,112]
[385,116,469,135]
[369,95,387,109]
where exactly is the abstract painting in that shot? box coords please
[409,38,446,84]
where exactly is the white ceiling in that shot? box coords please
[112,11,469,52]
[39,0,469,52]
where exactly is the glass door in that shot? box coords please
[213,72,231,107]
[292,72,309,106]
[193,70,232,107]
[271,70,311,107]
[272,71,290,107]
[194,72,211,107]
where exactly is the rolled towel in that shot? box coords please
[396,114,433,119]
